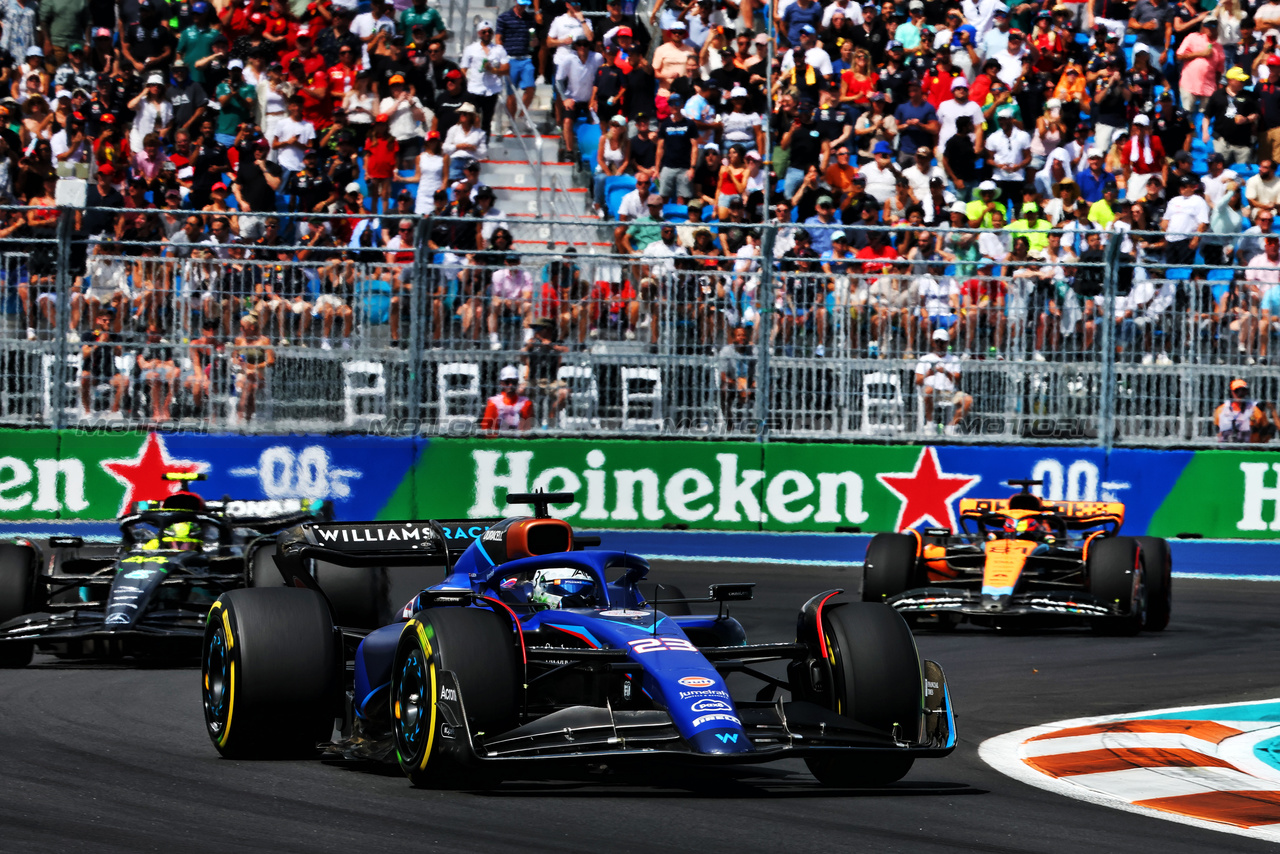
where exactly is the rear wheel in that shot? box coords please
[202,587,340,758]
[0,543,39,668]
[1135,536,1172,632]
[249,543,280,588]
[392,607,519,787]
[1088,537,1145,636]
[861,533,919,602]
[804,601,921,787]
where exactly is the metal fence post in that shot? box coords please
[406,216,431,428]
[51,208,74,431]
[754,222,775,443]
[1098,235,1121,452]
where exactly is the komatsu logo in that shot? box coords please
[315,525,435,544]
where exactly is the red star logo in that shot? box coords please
[876,447,980,532]
[102,433,202,516]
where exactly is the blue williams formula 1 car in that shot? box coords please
[200,493,956,788]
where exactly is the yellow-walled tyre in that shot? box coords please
[391,607,518,787]
[202,587,340,758]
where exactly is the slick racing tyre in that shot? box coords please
[861,533,920,602]
[202,587,340,758]
[1135,536,1172,632]
[392,607,519,788]
[0,543,39,668]
[1087,537,1145,636]
[249,543,280,588]
[805,601,922,787]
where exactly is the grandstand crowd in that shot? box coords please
[2,0,1280,426]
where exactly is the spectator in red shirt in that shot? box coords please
[297,68,332,131]
[480,365,534,434]
[327,46,360,99]
[855,231,900,276]
[281,28,326,82]
[363,115,398,212]
[960,262,1006,355]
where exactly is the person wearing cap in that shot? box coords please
[1072,146,1113,204]
[1115,113,1164,202]
[720,85,765,153]
[1128,0,1173,58]
[651,20,695,89]
[128,71,174,151]
[622,192,671,255]
[495,0,537,122]
[460,20,510,137]
[378,74,427,167]
[554,36,602,160]
[162,59,209,141]
[1158,173,1210,267]
[985,104,1031,203]
[214,59,256,145]
[176,3,220,85]
[896,1,927,53]
[1215,379,1271,442]
[547,0,594,82]
[480,366,534,435]
[936,74,985,155]
[1176,17,1225,123]
[780,23,835,79]
[915,326,971,431]
[52,40,94,94]
[1203,66,1259,166]
[778,0,823,48]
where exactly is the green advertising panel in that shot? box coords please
[1149,451,1280,540]
[0,429,68,520]
[383,438,768,530]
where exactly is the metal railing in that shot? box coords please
[3,207,1277,446]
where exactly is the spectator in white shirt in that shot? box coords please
[442,103,488,180]
[350,0,397,67]
[555,38,603,159]
[268,95,314,179]
[1160,175,1211,266]
[986,106,1032,202]
[936,77,986,155]
[379,75,429,167]
[459,21,509,137]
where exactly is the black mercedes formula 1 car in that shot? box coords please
[861,479,1172,634]
[0,474,338,667]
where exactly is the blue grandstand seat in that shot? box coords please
[604,174,636,218]
[1165,267,1192,281]
[1206,267,1235,282]
[356,279,392,324]
[575,122,602,170]
[662,203,688,222]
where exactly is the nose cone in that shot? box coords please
[689,728,752,754]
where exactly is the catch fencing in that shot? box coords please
[1,206,1275,447]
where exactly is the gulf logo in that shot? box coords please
[679,676,716,689]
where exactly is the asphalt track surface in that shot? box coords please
[3,563,1279,854]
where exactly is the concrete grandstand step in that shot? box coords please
[489,184,588,206]
[478,160,576,186]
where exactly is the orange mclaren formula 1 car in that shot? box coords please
[860,480,1171,633]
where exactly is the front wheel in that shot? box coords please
[0,543,39,668]
[392,607,519,787]
[202,587,340,758]
[1088,537,1145,636]
[1135,536,1172,632]
[804,601,921,787]
[861,533,919,603]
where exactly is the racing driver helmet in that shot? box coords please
[160,520,203,552]
[530,568,596,609]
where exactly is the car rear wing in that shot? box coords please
[270,519,502,590]
[958,498,1125,529]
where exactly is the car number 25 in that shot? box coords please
[628,637,699,654]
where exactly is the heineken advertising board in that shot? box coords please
[0,429,1277,539]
